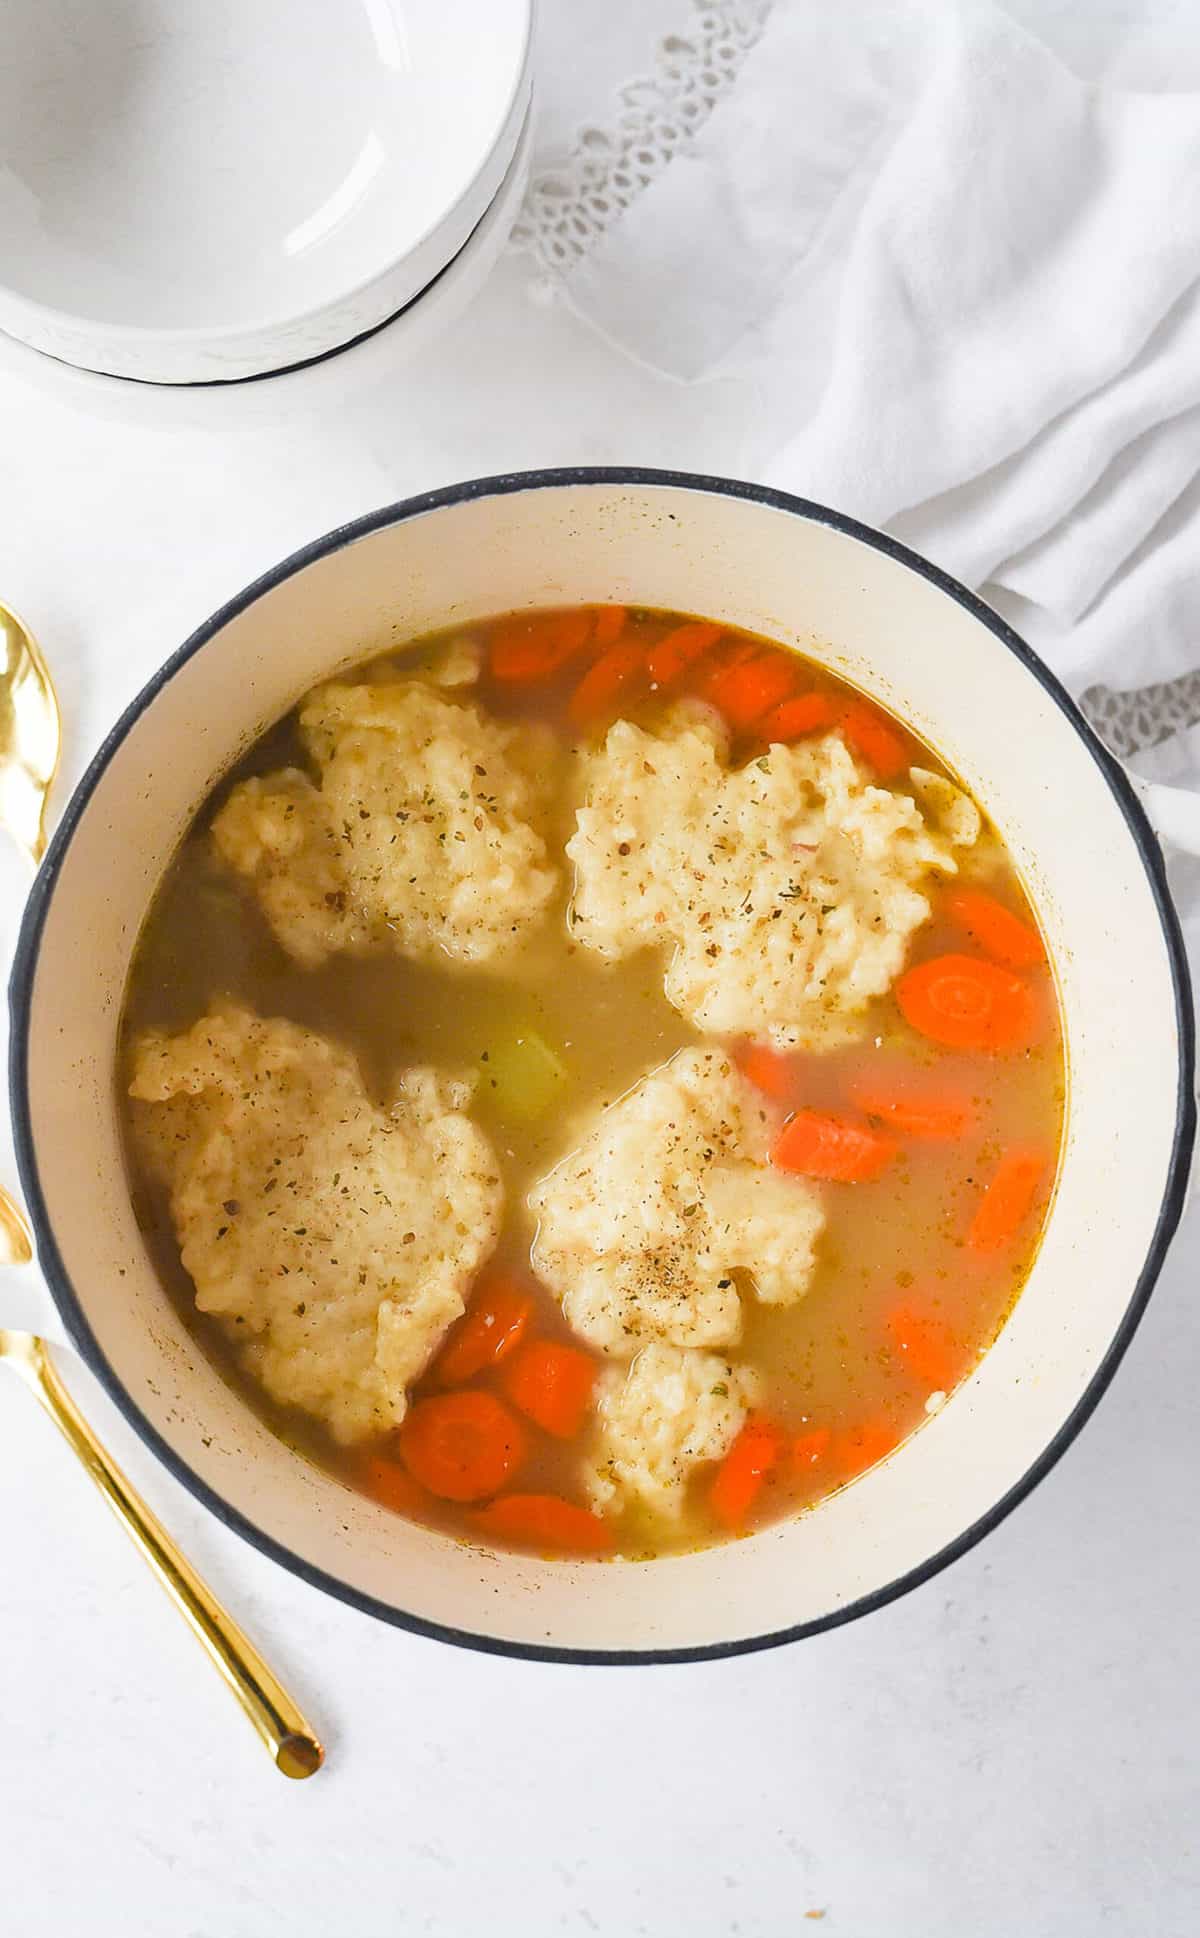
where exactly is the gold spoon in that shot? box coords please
[0,601,323,1778]
[0,601,61,865]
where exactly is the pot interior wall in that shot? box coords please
[17,480,1188,1653]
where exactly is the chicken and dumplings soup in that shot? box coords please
[121,605,1063,1560]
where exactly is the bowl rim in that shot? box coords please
[10,466,1195,1665]
[0,0,534,357]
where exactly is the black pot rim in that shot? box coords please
[10,465,1196,1666]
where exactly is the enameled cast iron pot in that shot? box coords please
[8,469,1195,1662]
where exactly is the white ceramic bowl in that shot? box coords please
[9,471,1194,1661]
[0,105,533,431]
[0,0,532,383]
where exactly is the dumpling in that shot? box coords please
[213,669,559,969]
[128,1005,503,1443]
[567,708,974,1049]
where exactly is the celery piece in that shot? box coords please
[480,1028,568,1122]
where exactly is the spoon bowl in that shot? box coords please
[0,602,60,866]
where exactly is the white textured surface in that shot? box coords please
[0,2,1197,1931]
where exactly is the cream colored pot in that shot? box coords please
[9,471,1194,1661]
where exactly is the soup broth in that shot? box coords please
[120,605,1065,1560]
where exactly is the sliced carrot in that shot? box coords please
[967,1146,1047,1253]
[647,618,722,688]
[434,1274,533,1386]
[400,1390,526,1502]
[489,609,592,684]
[697,640,758,703]
[592,605,628,647]
[705,652,797,732]
[834,1418,899,1478]
[947,888,1044,970]
[760,693,835,742]
[793,1426,832,1470]
[886,1302,961,1387]
[737,1042,799,1103]
[502,1339,597,1439]
[773,1109,896,1183]
[897,953,1037,1054]
[710,1417,785,1529]
[839,700,910,779]
[359,1454,431,1518]
[568,639,644,729]
[473,1492,613,1556]
[848,1073,974,1141]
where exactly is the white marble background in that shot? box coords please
[0,4,1197,1933]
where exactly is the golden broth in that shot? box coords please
[119,607,1064,1559]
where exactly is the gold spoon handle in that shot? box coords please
[13,1336,323,1779]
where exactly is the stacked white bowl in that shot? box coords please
[0,0,533,392]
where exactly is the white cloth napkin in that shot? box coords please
[562,0,1200,702]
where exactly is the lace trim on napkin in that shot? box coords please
[1080,675,1200,758]
[511,0,774,273]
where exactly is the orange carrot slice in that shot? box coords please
[897,953,1037,1053]
[647,619,722,688]
[834,1418,900,1478]
[705,652,797,732]
[760,693,835,742]
[502,1340,598,1440]
[839,700,910,779]
[592,605,628,647]
[434,1274,533,1386]
[947,888,1044,970]
[696,641,755,702]
[737,1042,798,1103]
[400,1391,526,1502]
[885,1303,961,1387]
[568,639,644,728]
[473,1492,613,1556]
[793,1426,832,1470]
[710,1417,785,1529]
[848,1073,974,1140]
[967,1146,1047,1253]
[489,610,592,684]
[359,1455,432,1518]
[773,1109,896,1182]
